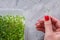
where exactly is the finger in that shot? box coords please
[36,19,44,28]
[36,27,45,32]
[51,16,60,28]
[36,19,44,32]
[51,16,59,23]
[44,16,53,34]
[56,28,60,32]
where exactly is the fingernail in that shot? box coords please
[44,16,49,21]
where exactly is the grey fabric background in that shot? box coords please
[0,0,60,40]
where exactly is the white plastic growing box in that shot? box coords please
[0,9,25,40]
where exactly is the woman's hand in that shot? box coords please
[36,16,60,40]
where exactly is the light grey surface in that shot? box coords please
[0,0,60,40]
[24,0,60,40]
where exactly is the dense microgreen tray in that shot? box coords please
[0,15,25,40]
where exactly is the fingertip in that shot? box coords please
[44,15,49,21]
[35,19,44,27]
[44,16,53,33]
[50,16,59,23]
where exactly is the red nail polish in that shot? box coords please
[44,16,49,21]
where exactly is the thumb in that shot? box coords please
[44,16,53,34]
